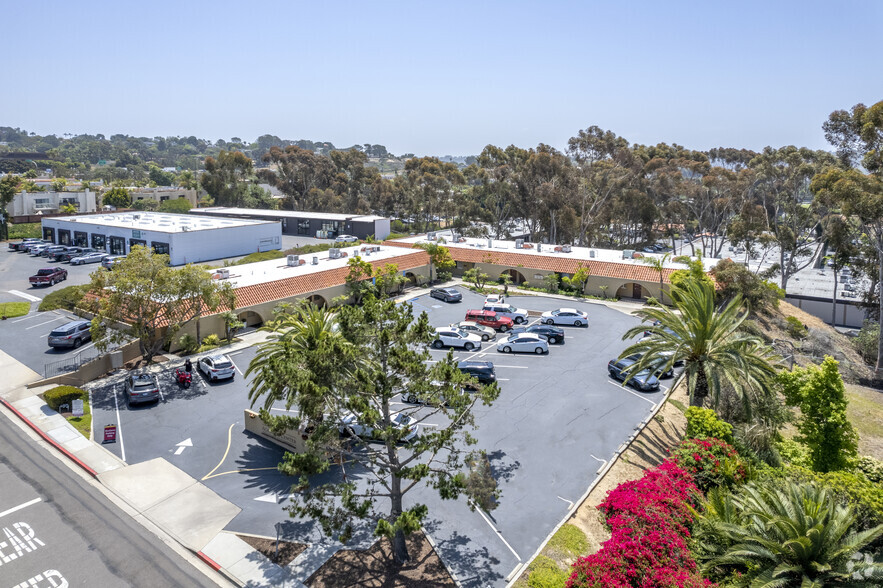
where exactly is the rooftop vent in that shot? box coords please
[537,243,542,253]
[487,238,493,248]
[427,231,436,241]
[328,248,342,259]
[515,238,524,249]
[562,244,572,253]
[589,250,596,258]
[216,268,230,279]
[312,256,319,265]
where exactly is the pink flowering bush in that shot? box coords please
[566,461,714,588]
[670,438,746,492]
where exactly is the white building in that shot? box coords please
[7,190,98,217]
[40,212,282,266]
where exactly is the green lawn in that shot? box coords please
[66,396,92,439]
[0,301,31,318]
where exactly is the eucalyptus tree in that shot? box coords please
[403,156,464,231]
[475,144,529,238]
[259,145,335,211]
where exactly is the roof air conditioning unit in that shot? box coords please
[427,232,436,241]
[589,250,596,258]
[562,244,572,253]
[312,256,319,265]
[217,268,230,279]
[537,243,542,252]
[328,248,341,259]
[287,254,300,266]
[132,214,140,220]
[515,238,524,249]
[623,249,635,259]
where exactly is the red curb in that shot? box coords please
[196,551,222,571]
[0,396,99,479]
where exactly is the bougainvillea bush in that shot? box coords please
[670,438,746,493]
[566,461,714,588]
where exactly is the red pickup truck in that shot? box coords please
[29,267,68,287]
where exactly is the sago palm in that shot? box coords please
[697,481,883,586]
[620,279,780,408]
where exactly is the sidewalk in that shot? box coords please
[0,337,306,588]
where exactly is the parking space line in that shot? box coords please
[11,313,42,323]
[26,317,64,330]
[232,360,243,376]
[474,502,521,561]
[605,379,659,405]
[0,497,42,519]
[492,365,528,369]
[7,290,41,302]
[112,388,127,462]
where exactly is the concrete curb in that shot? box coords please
[0,395,98,478]
[423,529,463,587]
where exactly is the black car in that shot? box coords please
[607,355,660,391]
[430,288,462,303]
[511,324,566,344]
[457,360,496,386]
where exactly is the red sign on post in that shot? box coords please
[103,424,117,443]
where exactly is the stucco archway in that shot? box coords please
[500,269,527,285]
[615,282,646,300]
[306,294,328,308]
[238,310,264,328]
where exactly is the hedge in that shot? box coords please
[38,285,90,312]
[44,386,86,411]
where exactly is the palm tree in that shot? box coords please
[620,279,779,408]
[641,252,671,304]
[695,481,883,586]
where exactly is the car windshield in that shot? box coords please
[132,376,155,390]
[505,306,516,313]
[49,329,72,337]
[213,361,232,369]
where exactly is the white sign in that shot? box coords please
[72,399,84,417]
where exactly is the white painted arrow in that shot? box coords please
[174,438,193,455]
[255,493,291,504]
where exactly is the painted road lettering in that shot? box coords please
[12,569,68,588]
[0,522,46,564]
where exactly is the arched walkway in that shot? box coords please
[305,294,328,308]
[238,310,264,328]
[405,272,417,285]
[615,282,646,300]
[500,269,527,285]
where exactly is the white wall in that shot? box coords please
[785,295,869,328]
[374,218,391,240]
[9,191,97,216]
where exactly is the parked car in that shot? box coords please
[339,411,418,443]
[125,373,161,406]
[497,333,549,354]
[432,328,482,350]
[457,360,496,385]
[465,309,513,332]
[198,353,236,381]
[57,247,93,262]
[9,238,42,251]
[541,308,588,326]
[449,321,496,341]
[334,234,359,243]
[511,323,566,344]
[20,240,52,253]
[101,255,126,269]
[47,320,92,349]
[638,334,684,367]
[430,288,462,303]
[40,245,68,258]
[607,356,660,391]
[482,303,529,324]
[29,244,52,256]
[484,294,505,305]
[70,251,108,265]
[29,267,68,287]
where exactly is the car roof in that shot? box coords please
[458,360,493,369]
[511,332,542,339]
[131,372,155,382]
[206,354,230,362]
[56,319,90,330]
[558,308,579,313]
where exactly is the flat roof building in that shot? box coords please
[40,212,282,266]
[190,207,391,241]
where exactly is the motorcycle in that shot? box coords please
[174,368,192,389]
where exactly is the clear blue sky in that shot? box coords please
[4,1,881,156]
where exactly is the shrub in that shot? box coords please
[685,407,734,444]
[158,198,191,213]
[775,438,812,468]
[38,285,89,312]
[853,320,879,365]
[201,334,220,347]
[710,259,783,314]
[44,385,86,411]
[178,333,198,355]
[784,315,807,339]
[527,555,570,588]
[670,438,746,492]
[566,462,709,588]
[9,222,42,239]
[131,199,159,211]
[855,455,883,484]
[436,270,452,282]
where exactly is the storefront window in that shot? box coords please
[129,239,147,251]
[298,219,310,235]
[42,227,55,242]
[58,230,71,246]
[151,242,170,255]
[74,231,88,247]
[109,236,126,255]
[91,233,106,250]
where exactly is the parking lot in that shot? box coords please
[84,286,669,586]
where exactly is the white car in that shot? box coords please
[541,308,589,326]
[484,294,505,305]
[339,412,418,443]
[449,321,496,341]
[482,303,529,324]
[198,353,236,381]
[334,234,358,243]
[432,328,483,351]
[497,333,549,354]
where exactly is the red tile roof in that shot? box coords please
[233,250,430,309]
[383,241,675,284]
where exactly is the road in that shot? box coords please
[0,405,229,588]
